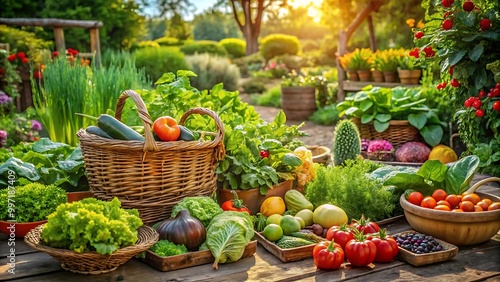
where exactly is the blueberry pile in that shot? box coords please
[393,232,444,254]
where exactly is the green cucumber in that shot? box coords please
[97,114,145,141]
[177,125,195,141]
[86,125,113,139]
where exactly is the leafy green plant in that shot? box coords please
[185,53,240,91]
[372,48,406,72]
[349,48,373,71]
[150,240,188,257]
[180,40,228,57]
[134,46,188,82]
[260,34,300,61]
[255,85,281,107]
[218,38,246,58]
[309,104,341,126]
[304,158,393,221]
[0,182,67,222]
[0,138,87,191]
[336,86,446,147]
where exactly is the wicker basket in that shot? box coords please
[24,225,159,274]
[76,90,226,224]
[352,117,420,147]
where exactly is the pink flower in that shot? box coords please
[269,62,277,69]
[367,140,394,152]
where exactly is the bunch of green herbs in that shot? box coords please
[150,240,188,257]
[304,158,396,221]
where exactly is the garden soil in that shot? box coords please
[239,94,335,149]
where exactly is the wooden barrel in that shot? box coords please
[281,86,317,121]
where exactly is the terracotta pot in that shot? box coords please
[67,191,93,203]
[0,219,47,238]
[372,70,384,82]
[357,70,372,82]
[383,71,397,83]
[281,86,317,121]
[216,180,293,215]
[347,70,359,81]
[398,69,421,84]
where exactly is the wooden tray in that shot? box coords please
[254,232,320,263]
[143,240,257,271]
[394,231,459,267]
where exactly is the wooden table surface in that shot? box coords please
[1,175,499,282]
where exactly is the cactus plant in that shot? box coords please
[332,119,361,166]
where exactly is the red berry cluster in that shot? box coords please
[487,83,500,98]
[440,1,491,31]
[464,96,484,117]
[463,84,500,117]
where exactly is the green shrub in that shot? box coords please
[233,52,265,77]
[260,34,300,61]
[273,54,309,71]
[255,84,281,107]
[0,25,52,64]
[300,39,320,53]
[185,53,240,91]
[240,77,268,94]
[180,40,228,57]
[309,104,341,125]
[154,36,183,47]
[218,38,246,58]
[130,40,160,52]
[133,47,188,82]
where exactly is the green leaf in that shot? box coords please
[420,125,443,147]
[373,120,390,132]
[32,138,69,153]
[155,72,176,85]
[468,43,484,62]
[408,112,427,130]
[444,155,480,195]
[448,50,467,66]
[274,110,286,126]
[416,160,448,183]
[282,153,303,167]
[474,67,488,89]
[361,113,374,124]
[0,158,40,181]
[360,99,373,112]
[383,173,436,196]
[374,114,391,123]
[93,243,119,255]
[462,34,479,42]
[176,70,197,77]
[345,107,360,116]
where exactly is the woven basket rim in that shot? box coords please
[24,224,158,258]
[350,117,411,126]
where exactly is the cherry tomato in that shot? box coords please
[460,200,475,212]
[312,240,345,270]
[421,196,437,209]
[436,200,451,209]
[462,193,481,205]
[260,150,270,158]
[475,109,484,117]
[434,204,451,211]
[472,100,482,109]
[344,230,377,267]
[432,189,448,202]
[153,116,180,141]
[474,205,483,212]
[369,229,399,263]
[349,215,380,235]
[488,202,500,211]
[445,194,461,209]
[326,224,354,250]
[493,101,500,111]
[408,191,424,206]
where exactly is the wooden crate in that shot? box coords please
[395,231,459,267]
[254,232,319,263]
[143,240,257,272]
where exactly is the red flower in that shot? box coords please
[442,19,453,30]
[414,31,424,39]
[33,70,43,80]
[409,48,420,58]
[480,19,491,31]
[16,52,26,59]
[21,57,29,64]
[52,51,59,57]
[423,46,436,57]
[7,54,17,62]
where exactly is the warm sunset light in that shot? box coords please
[289,0,323,21]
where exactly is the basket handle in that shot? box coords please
[114,89,158,152]
[179,107,226,162]
[465,177,500,194]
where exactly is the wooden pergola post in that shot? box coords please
[53,27,66,53]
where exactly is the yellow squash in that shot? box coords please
[260,196,286,217]
[428,144,458,164]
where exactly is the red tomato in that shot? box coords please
[421,196,437,209]
[462,193,481,205]
[369,229,399,263]
[436,200,451,209]
[431,189,448,202]
[445,194,461,209]
[344,231,377,267]
[326,224,354,250]
[349,215,380,235]
[460,200,475,212]
[408,191,424,206]
[488,202,500,211]
[259,150,270,158]
[493,101,500,111]
[153,116,180,141]
[312,241,345,270]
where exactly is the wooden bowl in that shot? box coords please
[307,145,331,165]
[400,184,500,246]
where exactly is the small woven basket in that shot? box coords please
[352,118,419,147]
[77,90,226,224]
[24,225,159,274]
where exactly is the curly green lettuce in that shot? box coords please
[171,196,223,227]
[150,240,188,257]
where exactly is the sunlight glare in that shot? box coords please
[289,0,323,22]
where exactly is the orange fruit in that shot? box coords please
[462,193,481,205]
[482,198,493,206]
[445,194,461,209]
[436,200,451,209]
[460,200,475,212]
[474,205,483,212]
[476,200,490,211]
[432,189,448,202]
[488,202,500,211]
[421,196,437,209]
[408,191,424,206]
[434,205,451,211]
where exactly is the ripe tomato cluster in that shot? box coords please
[313,216,399,271]
[408,189,500,212]
[461,84,500,117]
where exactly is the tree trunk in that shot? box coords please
[245,32,259,55]
[230,0,265,56]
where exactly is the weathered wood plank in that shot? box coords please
[0,251,62,281]
[0,18,103,28]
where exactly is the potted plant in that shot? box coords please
[339,51,359,81]
[371,50,385,82]
[349,48,374,82]
[415,0,500,177]
[280,70,318,120]
[0,182,67,237]
[376,49,405,83]
[397,52,422,84]
[336,85,446,147]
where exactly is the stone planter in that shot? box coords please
[357,70,372,82]
[398,69,422,84]
[216,180,293,215]
[281,86,317,121]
